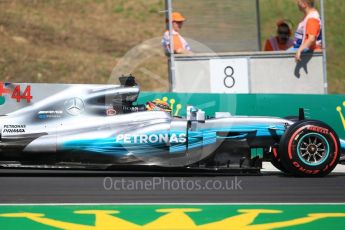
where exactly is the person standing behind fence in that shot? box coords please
[161,12,192,55]
[293,0,322,61]
[264,20,294,51]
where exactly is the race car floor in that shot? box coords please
[1,163,345,204]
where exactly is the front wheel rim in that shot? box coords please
[296,133,330,166]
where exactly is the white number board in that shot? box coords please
[209,58,249,93]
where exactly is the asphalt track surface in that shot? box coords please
[1,165,345,204]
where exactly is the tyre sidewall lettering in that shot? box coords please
[292,161,320,175]
[289,125,338,173]
[280,121,340,177]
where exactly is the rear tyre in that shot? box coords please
[279,120,340,177]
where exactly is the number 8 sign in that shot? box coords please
[224,66,235,88]
[210,58,249,93]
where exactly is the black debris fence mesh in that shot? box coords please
[171,0,261,53]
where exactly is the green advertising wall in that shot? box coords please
[139,93,345,139]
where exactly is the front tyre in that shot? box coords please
[279,120,340,177]
[270,148,290,174]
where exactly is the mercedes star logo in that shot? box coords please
[65,97,85,116]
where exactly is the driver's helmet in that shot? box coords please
[146,99,172,113]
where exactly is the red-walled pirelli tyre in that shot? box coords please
[279,120,340,177]
[271,149,290,175]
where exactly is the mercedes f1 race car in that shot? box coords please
[0,76,344,177]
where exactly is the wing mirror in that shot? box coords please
[187,106,205,122]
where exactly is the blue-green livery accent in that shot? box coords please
[62,124,286,155]
[0,96,5,105]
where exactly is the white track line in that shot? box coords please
[262,162,345,173]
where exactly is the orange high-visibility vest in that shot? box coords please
[265,36,294,51]
[293,10,322,51]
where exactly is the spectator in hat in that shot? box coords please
[264,20,294,51]
[162,12,192,55]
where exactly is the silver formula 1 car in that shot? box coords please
[0,76,344,176]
